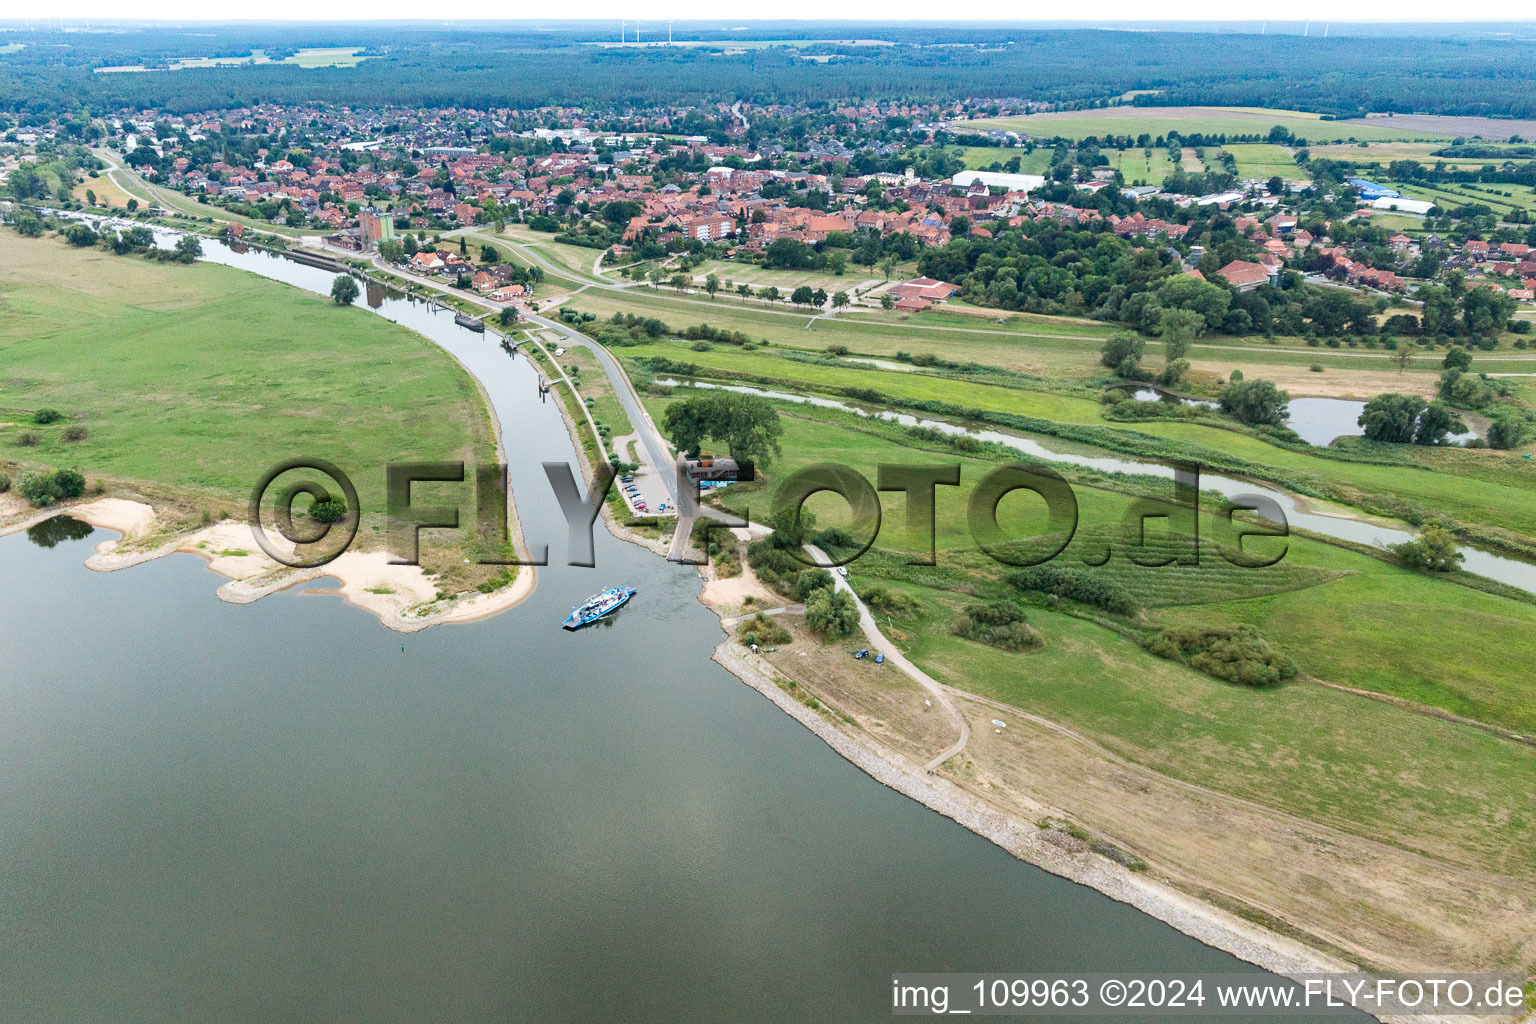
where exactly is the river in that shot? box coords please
[1,222,1346,1022]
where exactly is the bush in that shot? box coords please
[1391,524,1464,572]
[1006,566,1137,614]
[51,468,85,499]
[858,586,918,615]
[31,408,61,425]
[794,568,835,601]
[738,612,790,647]
[62,425,87,442]
[16,471,58,507]
[1146,625,1296,687]
[953,601,1041,651]
[15,432,39,447]
[310,499,349,523]
[0,473,9,493]
[804,588,859,638]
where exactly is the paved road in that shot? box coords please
[804,544,970,772]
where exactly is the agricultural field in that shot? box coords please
[957,106,1439,143]
[1308,140,1534,170]
[1385,180,1536,216]
[1345,113,1536,141]
[94,47,372,73]
[1220,143,1301,180]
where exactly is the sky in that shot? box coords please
[19,4,1536,24]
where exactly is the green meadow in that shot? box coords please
[0,232,495,541]
[686,406,1536,856]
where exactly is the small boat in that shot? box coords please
[454,313,485,332]
[562,586,637,630]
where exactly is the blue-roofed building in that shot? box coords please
[1348,178,1401,201]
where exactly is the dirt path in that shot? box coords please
[803,543,970,770]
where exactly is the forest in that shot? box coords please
[3,24,1536,117]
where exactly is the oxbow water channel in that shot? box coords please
[1,221,1359,1022]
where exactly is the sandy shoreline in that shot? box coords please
[0,497,536,632]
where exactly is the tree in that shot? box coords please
[1486,412,1533,450]
[378,239,404,263]
[880,293,895,310]
[63,223,98,247]
[125,198,138,212]
[1099,330,1145,377]
[1155,307,1203,366]
[812,287,828,309]
[790,285,815,308]
[1413,401,1467,446]
[705,273,720,300]
[174,234,203,262]
[1389,342,1415,374]
[736,282,751,301]
[330,274,359,306]
[832,291,850,310]
[1359,393,1427,443]
[1219,377,1290,426]
[804,587,859,638]
[480,244,498,263]
[1391,524,1463,572]
[1442,346,1473,372]
[661,392,784,466]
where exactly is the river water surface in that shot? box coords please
[1,224,1344,1022]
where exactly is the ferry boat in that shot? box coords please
[562,586,637,630]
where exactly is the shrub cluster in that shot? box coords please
[1145,625,1296,687]
[1006,566,1137,614]
[953,601,1041,651]
[16,468,86,508]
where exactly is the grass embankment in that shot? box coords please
[0,232,504,589]
[560,285,1536,378]
[620,332,1536,547]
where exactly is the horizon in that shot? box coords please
[6,12,1536,27]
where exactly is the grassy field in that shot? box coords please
[957,107,1438,144]
[687,259,880,295]
[1221,143,1301,180]
[71,173,136,210]
[949,146,1055,173]
[0,232,497,574]
[1102,147,1176,183]
[712,404,1536,738]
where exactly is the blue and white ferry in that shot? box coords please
[562,586,637,630]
